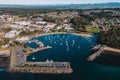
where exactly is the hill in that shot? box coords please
[0,2,120,9]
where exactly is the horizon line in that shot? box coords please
[0,2,120,5]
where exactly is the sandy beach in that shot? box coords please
[21,32,93,43]
[33,32,92,39]
[71,33,92,37]
[104,46,120,53]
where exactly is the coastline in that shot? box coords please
[87,45,120,61]
[71,33,92,37]
[35,32,93,38]
[0,32,93,57]
[104,46,120,53]
[0,32,93,73]
[21,32,93,43]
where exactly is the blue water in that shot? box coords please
[1,34,120,80]
[27,34,96,62]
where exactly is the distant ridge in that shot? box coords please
[0,2,120,9]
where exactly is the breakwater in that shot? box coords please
[8,44,73,74]
[87,45,120,61]
[87,47,104,61]
[7,62,73,74]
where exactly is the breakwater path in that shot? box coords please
[87,45,120,61]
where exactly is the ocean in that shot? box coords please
[1,34,120,80]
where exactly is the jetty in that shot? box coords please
[26,46,52,56]
[87,47,104,61]
[87,45,120,61]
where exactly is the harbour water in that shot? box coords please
[1,34,120,80]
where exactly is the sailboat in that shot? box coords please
[78,45,80,49]
[46,59,49,62]
[54,41,56,44]
[60,42,63,45]
[66,43,68,46]
[73,40,75,44]
[32,56,35,60]
[67,47,69,51]
[28,40,32,43]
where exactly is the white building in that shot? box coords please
[14,21,30,26]
[36,21,47,25]
[16,36,29,43]
[10,24,23,29]
[5,30,21,38]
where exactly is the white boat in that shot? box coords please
[78,45,80,49]
[32,56,35,60]
[48,37,51,40]
[66,44,68,46]
[67,47,69,51]
[50,60,54,62]
[54,41,56,44]
[66,41,68,43]
[73,40,75,44]
[60,43,63,45]
[28,41,31,43]
[46,59,49,62]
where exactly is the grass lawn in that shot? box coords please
[86,26,99,33]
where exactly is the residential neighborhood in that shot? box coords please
[0,9,120,49]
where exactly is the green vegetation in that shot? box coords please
[98,28,120,49]
[86,27,99,33]
[0,38,9,47]
[19,30,42,36]
[1,27,12,33]
[43,15,56,22]
[0,8,81,17]
[70,17,87,31]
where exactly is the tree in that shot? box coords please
[70,17,87,31]
[98,28,120,49]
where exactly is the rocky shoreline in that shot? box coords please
[87,45,120,62]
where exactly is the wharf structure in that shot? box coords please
[7,43,73,74]
[87,45,120,61]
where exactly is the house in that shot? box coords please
[36,21,47,25]
[10,24,23,29]
[16,36,29,43]
[5,30,21,38]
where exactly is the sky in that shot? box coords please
[0,0,120,5]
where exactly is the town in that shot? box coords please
[0,8,120,49]
[0,8,120,73]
